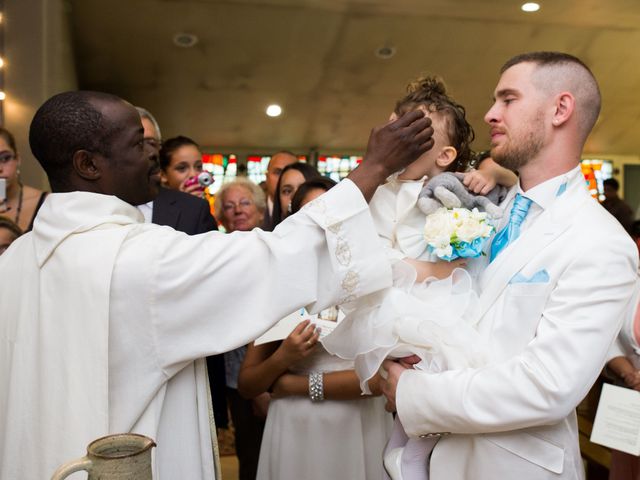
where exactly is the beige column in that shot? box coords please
[4,0,78,190]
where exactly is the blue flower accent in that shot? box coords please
[428,235,492,262]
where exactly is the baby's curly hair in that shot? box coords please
[394,76,475,172]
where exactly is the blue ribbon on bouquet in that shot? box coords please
[428,235,492,262]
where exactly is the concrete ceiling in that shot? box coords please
[69,0,640,156]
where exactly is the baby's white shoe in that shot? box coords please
[383,447,404,480]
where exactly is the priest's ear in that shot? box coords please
[72,150,102,181]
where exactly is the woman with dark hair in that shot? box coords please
[270,162,321,227]
[159,135,208,197]
[289,177,337,215]
[0,127,48,232]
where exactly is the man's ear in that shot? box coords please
[72,150,101,181]
[552,92,575,127]
[435,146,458,169]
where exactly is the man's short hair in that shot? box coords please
[501,51,601,142]
[268,151,297,168]
[29,91,123,187]
[135,106,162,141]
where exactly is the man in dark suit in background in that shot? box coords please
[152,184,217,234]
[135,107,218,233]
[261,151,297,231]
[136,107,229,435]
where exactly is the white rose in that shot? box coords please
[424,208,456,245]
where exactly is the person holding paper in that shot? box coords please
[237,181,394,480]
[0,91,434,480]
[606,297,640,480]
[379,51,639,480]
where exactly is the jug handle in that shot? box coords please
[50,456,92,480]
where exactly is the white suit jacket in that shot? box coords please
[396,168,639,479]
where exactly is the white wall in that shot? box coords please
[4,0,78,190]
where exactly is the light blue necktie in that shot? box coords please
[490,193,533,262]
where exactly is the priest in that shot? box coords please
[0,90,433,480]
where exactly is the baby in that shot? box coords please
[322,76,517,480]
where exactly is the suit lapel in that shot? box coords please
[474,172,593,322]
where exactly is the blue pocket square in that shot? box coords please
[510,269,550,284]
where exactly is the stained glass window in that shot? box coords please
[202,154,238,195]
[317,155,362,182]
[581,159,613,201]
[247,155,308,185]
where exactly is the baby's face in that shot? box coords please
[397,106,451,180]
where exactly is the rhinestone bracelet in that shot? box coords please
[308,372,324,402]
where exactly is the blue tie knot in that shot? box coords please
[510,194,532,226]
[489,193,533,262]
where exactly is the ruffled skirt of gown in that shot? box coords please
[322,261,487,393]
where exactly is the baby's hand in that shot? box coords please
[463,170,496,195]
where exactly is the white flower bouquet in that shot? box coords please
[423,207,495,261]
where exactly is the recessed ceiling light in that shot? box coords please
[266,104,282,117]
[521,2,540,12]
[0,57,4,68]
[173,33,199,48]
[0,91,6,101]
[375,45,396,60]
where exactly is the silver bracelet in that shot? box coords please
[308,372,324,402]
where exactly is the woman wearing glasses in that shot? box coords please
[0,127,48,232]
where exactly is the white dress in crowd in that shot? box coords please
[256,346,393,480]
[323,176,488,393]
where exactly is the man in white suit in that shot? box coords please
[381,51,639,479]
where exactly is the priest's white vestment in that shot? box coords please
[0,179,391,480]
